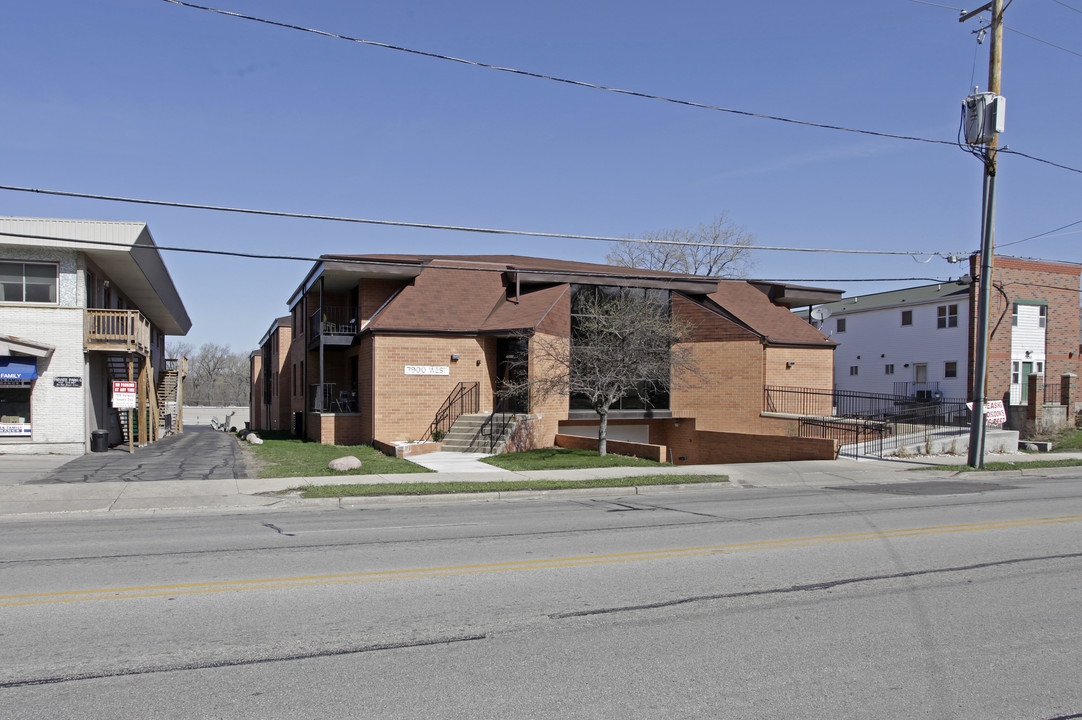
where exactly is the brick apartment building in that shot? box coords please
[250,254,841,464]
[251,316,292,433]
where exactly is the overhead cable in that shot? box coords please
[160,0,958,149]
[160,0,1082,176]
[0,183,969,258]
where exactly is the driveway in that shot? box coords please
[25,426,252,484]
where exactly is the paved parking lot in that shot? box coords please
[2,426,251,485]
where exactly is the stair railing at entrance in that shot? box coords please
[425,382,479,441]
[477,394,516,453]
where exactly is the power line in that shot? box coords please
[1005,24,1082,58]
[1050,0,1082,15]
[0,230,977,286]
[997,148,1082,174]
[907,0,966,10]
[0,183,969,258]
[161,0,959,149]
[998,218,1082,248]
[160,1,1082,176]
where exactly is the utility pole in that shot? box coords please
[962,0,1004,468]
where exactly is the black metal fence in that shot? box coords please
[766,386,970,458]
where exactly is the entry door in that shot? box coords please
[914,364,927,384]
[495,338,529,413]
[1020,361,1034,403]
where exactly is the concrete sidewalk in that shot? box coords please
[2,450,1078,519]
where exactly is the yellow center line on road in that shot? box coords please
[4,514,1081,607]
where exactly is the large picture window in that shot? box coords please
[0,262,58,304]
[568,285,672,412]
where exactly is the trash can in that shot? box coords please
[91,429,109,453]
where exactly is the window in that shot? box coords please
[0,387,32,435]
[849,366,859,376]
[0,262,58,304]
[568,285,672,412]
[1039,306,1047,328]
[1011,303,1019,327]
[901,310,912,326]
[1012,361,1020,385]
[836,318,846,333]
[885,364,894,375]
[945,361,957,378]
[937,304,958,329]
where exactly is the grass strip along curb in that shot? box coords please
[952,458,1082,472]
[297,474,728,498]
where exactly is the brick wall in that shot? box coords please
[527,331,570,447]
[371,334,497,442]
[249,351,264,431]
[969,255,1081,405]
[670,339,769,433]
[554,433,666,462]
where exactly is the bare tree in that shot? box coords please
[166,342,249,406]
[505,288,697,456]
[606,214,754,277]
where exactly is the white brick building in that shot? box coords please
[1,217,191,454]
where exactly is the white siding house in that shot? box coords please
[810,281,971,400]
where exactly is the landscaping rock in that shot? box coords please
[329,456,362,471]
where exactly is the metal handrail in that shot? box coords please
[425,382,479,440]
[476,394,517,453]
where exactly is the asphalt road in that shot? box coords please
[28,425,251,483]
[2,473,1081,719]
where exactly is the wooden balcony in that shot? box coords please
[85,309,152,355]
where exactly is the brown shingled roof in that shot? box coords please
[324,253,701,280]
[706,280,835,346]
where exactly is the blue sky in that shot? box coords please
[3,0,1080,351]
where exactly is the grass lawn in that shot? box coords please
[1045,426,1082,452]
[481,447,666,471]
[241,431,432,478]
[298,474,727,498]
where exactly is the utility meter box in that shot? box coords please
[964,92,1006,145]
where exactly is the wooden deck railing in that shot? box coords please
[85,309,152,354]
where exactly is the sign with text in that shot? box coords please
[112,380,137,409]
[54,377,83,388]
[0,423,31,436]
[404,365,450,376]
[967,400,1006,425]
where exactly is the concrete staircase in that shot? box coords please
[440,413,518,454]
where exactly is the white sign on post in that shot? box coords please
[967,400,1006,425]
[112,380,137,409]
[404,366,450,376]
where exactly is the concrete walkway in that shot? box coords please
[1,445,1079,518]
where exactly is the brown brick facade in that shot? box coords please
[969,255,1081,405]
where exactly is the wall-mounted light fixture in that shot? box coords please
[786,361,796,369]
[1025,350,1032,358]
[450,354,460,362]
[476,359,481,366]
[674,419,680,427]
